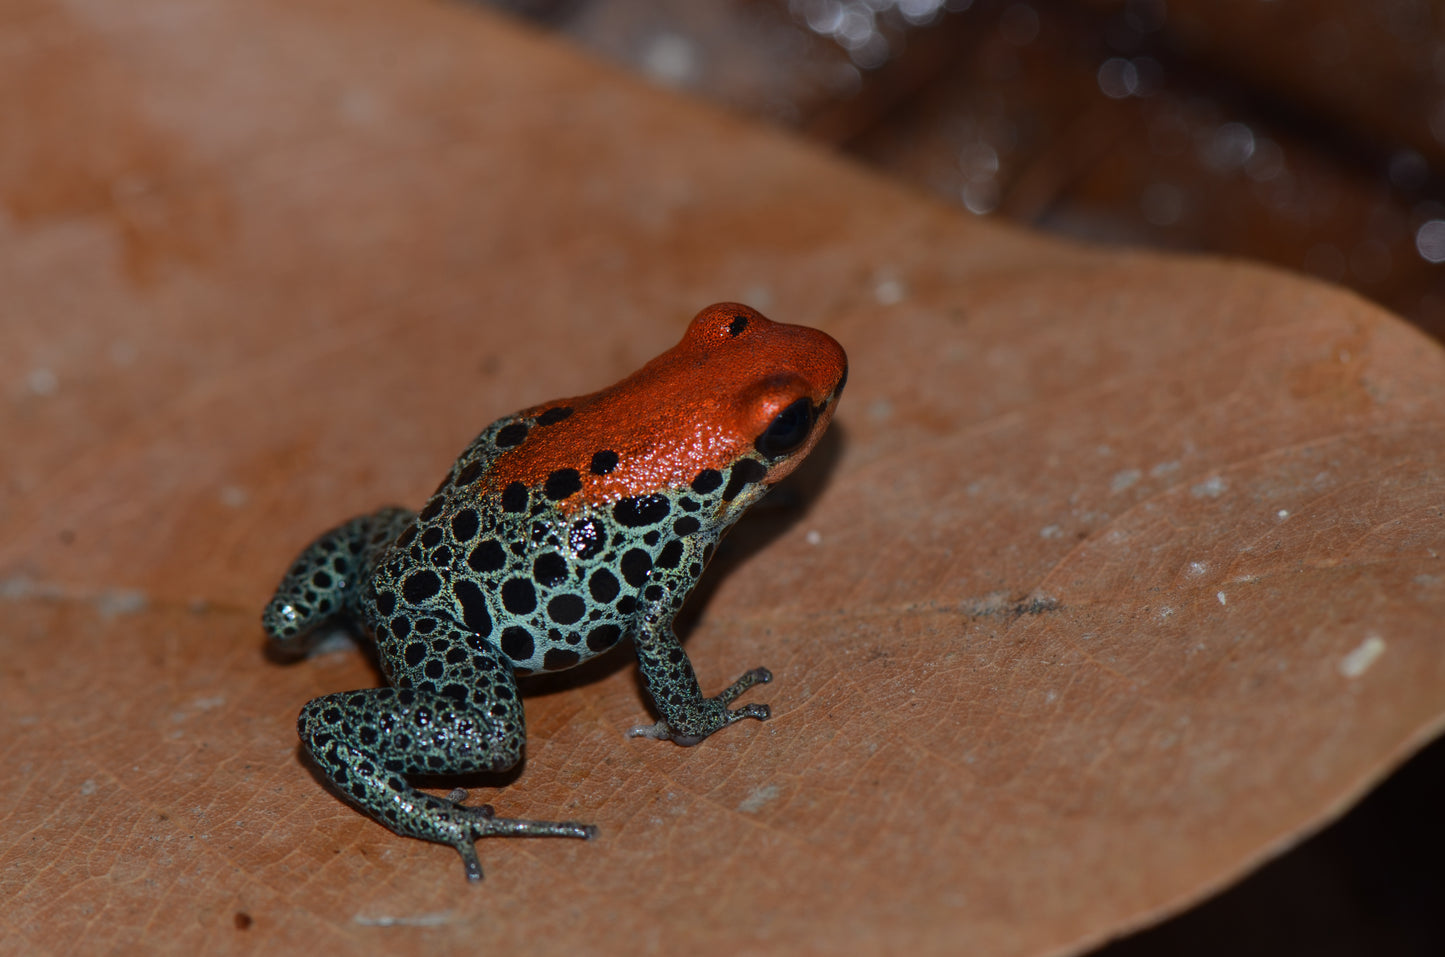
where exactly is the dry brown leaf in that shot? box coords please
[3,1,1443,954]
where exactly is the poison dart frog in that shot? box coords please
[263,303,847,881]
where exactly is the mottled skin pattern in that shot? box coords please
[264,303,847,881]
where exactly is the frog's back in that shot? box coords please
[362,411,741,682]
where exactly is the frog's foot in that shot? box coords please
[451,803,599,882]
[300,681,595,884]
[627,667,772,746]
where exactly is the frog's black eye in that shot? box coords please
[755,398,815,459]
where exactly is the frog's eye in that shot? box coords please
[755,398,815,459]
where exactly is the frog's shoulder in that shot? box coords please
[417,403,584,523]
[434,409,537,498]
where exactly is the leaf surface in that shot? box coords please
[2,1,1443,954]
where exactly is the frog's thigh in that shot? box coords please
[298,641,524,828]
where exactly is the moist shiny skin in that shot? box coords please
[263,303,848,881]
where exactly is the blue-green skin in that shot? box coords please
[264,314,845,881]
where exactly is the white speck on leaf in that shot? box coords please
[738,784,782,814]
[641,33,698,86]
[0,576,40,600]
[874,277,907,305]
[1191,475,1227,498]
[97,589,148,617]
[27,367,58,396]
[2,578,147,617]
[354,912,455,927]
[1217,591,1227,605]
[1339,635,1386,678]
[1111,469,1141,493]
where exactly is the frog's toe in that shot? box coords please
[449,809,596,883]
[626,718,674,741]
[626,699,770,746]
[716,667,771,706]
[730,702,771,723]
[457,840,485,882]
[461,804,597,841]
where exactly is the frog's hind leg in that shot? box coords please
[263,506,414,650]
[297,639,597,882]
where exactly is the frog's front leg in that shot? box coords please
[625,606,772,747]
[298,645,596,881]
[263,506,415,650]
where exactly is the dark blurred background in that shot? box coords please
[487,0,1445,344]
[478,1,1445,952]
